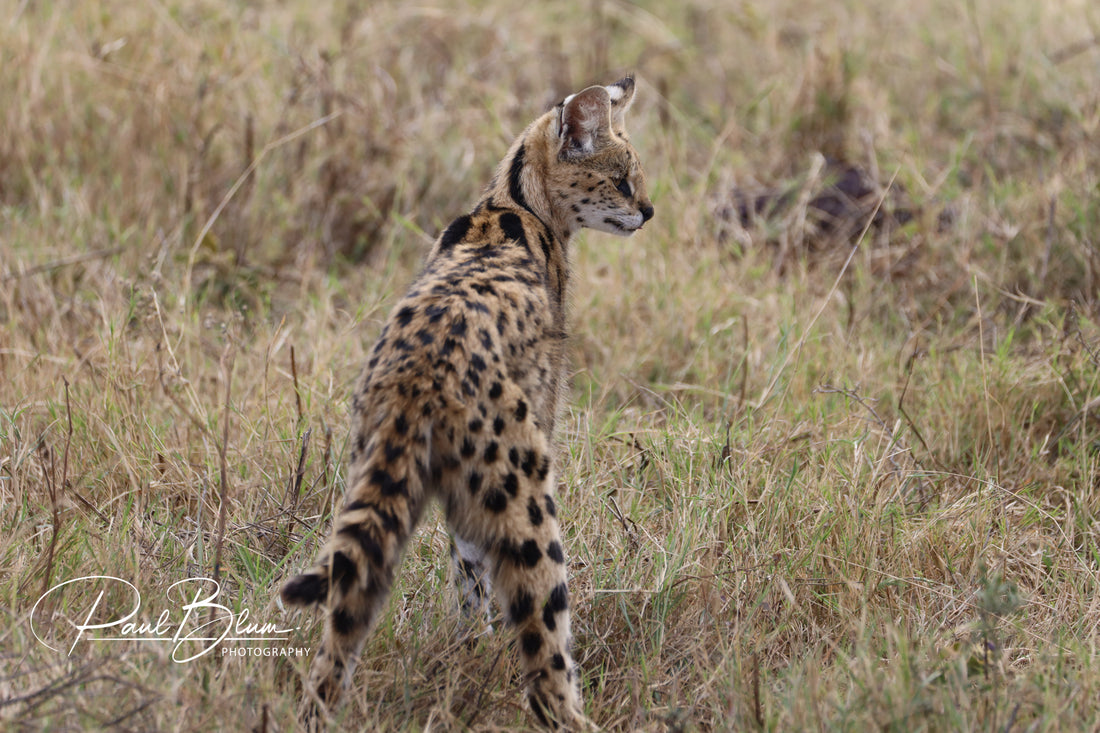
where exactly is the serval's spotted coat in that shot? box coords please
[283,77,653,729]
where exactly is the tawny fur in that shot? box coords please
[282,77,653,730]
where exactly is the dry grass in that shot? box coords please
[3,0,1100,730]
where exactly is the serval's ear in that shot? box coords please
[558,85,612,160]
[605,76,636,132]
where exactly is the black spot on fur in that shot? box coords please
[460,437,477,459]
[547,541,565,564]
[537,456,551,481]
[439,214,473,250]
[331,551,358,593]
[370,467,408,497]
[509,447,521,467]
[489,382,503,400]
[470,353,487,372]
[426,304,448,322]
[515,400,528,422]
[499,212,528,247]
[522,450,538,477]
[396,306,416,326]
[465,366,481,390]
[394,414,409,436]
[503,472,519,496]
[527,497,544,526]
[548,583,569,612]
[497,537,539,567]
[551,653,567,670]
[468,471,483,494]
[521,631,543,657]
[510,589,534,624]
[468,418,484,433]
[521,537,543,563]
[340,504,400,534]
[379,510,403,535]
[508,144,532,214]
[539,233,552,263]
[484,442,499,463]
[479,328,494,351]
[332,607,358,635]
[450,317,467,338]
[542,583,569,630]
[493,416,506,435]
[338,525,384,567]
[384,441,403,463]
[484,489,508,513]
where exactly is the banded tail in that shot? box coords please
[281,404,430,702]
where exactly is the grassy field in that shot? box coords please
[3,0,1100,730]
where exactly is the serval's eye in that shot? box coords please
[615,178,632,198]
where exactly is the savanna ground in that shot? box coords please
[3,0,1100,730]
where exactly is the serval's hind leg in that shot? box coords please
[442,386,588,729]
[450,534,495,637]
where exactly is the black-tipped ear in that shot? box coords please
[558,85,611,160]
[282,572,329,606]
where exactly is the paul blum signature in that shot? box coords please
[31,575,298,663]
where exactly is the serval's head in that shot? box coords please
[515,76,654,239]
